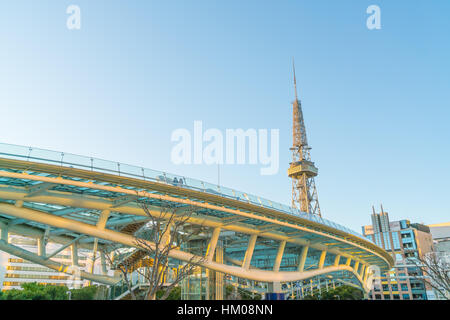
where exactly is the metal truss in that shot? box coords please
[0,158,392,292]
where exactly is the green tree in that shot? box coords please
[1,283,68,300]
[69,285,98,300]
[302,285,363,300]
[155,286,181,300]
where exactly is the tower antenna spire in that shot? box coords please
[293,58,298,102]
[288,59,321,216]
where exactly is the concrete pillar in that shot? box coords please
[354,261,360,273]
[345,257,352,266]
[71,242,79,266]
[90,210,110,276]
[215,243,224,300]
[268,282,282,293]
[101,251,107,275]
[37,237,46,257]
[242,234,257,270]
[205,227,221,261]
[334,255,341,266]
[273,240,286,272]
[0,225,9,243]
[297,246,309,272]
[318,250,327,269]
[360,264,366,277]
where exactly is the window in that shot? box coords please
[383,294,390,300]
[383,233,392,250]
[402,294,410,300]
[393,294,400,300]
[403,243,413,249]
[374,234,382,247]
[375,294,381,300]
[401,233,411,239]
[410,283,424,290]
[392,233,401,250]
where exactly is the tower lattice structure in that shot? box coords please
[288,61,321,216]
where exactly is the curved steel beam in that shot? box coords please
[0,203,370,287]
[0,218,99,251]
[0,171,392,268]
[0,185,389,269]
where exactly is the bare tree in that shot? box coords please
[100,200,208,300]
[133,201,207,300]
[407,252,450,300]
[102,246,138,300]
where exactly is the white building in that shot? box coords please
[0,234,104,290]
[427,222,450,300]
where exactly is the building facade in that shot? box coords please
[362,207,434,300]
[0,234,101,290]
[427,222,450,300]
[428,223,450,254]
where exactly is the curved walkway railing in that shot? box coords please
[0,142,367,241]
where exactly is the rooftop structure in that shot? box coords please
[363,207,434,300]
[0,142,392,299]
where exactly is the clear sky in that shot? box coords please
[0,1,449,232]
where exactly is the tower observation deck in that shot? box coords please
[289,60,321,217]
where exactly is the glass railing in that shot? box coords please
[0,142,368,241]
[108,279,129,300]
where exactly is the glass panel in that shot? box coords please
[0,142,368,240]
[62,153,93,170]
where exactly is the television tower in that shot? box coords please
[288,60,321,216]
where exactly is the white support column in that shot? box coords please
[90,210,110,276]
[101,251,107,275]
[273,240,286,272]
[97,209,110,229]
[37,237,46,257]
[0,225,9,243]
[297,245,309,272]
[205,227,221,261]
[345,257,352,266]
[242,234,257,270]
[360,264,366,277]
[268,282,282,293]
[354,261,360,274]
[334,255,341,266]
[71,242,79,266]
[318,250,327,269]
[363,267,370,283]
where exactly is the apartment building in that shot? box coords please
[362,207,434,300]
[0,234,97,290]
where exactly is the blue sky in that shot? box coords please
[0,1,449,232]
